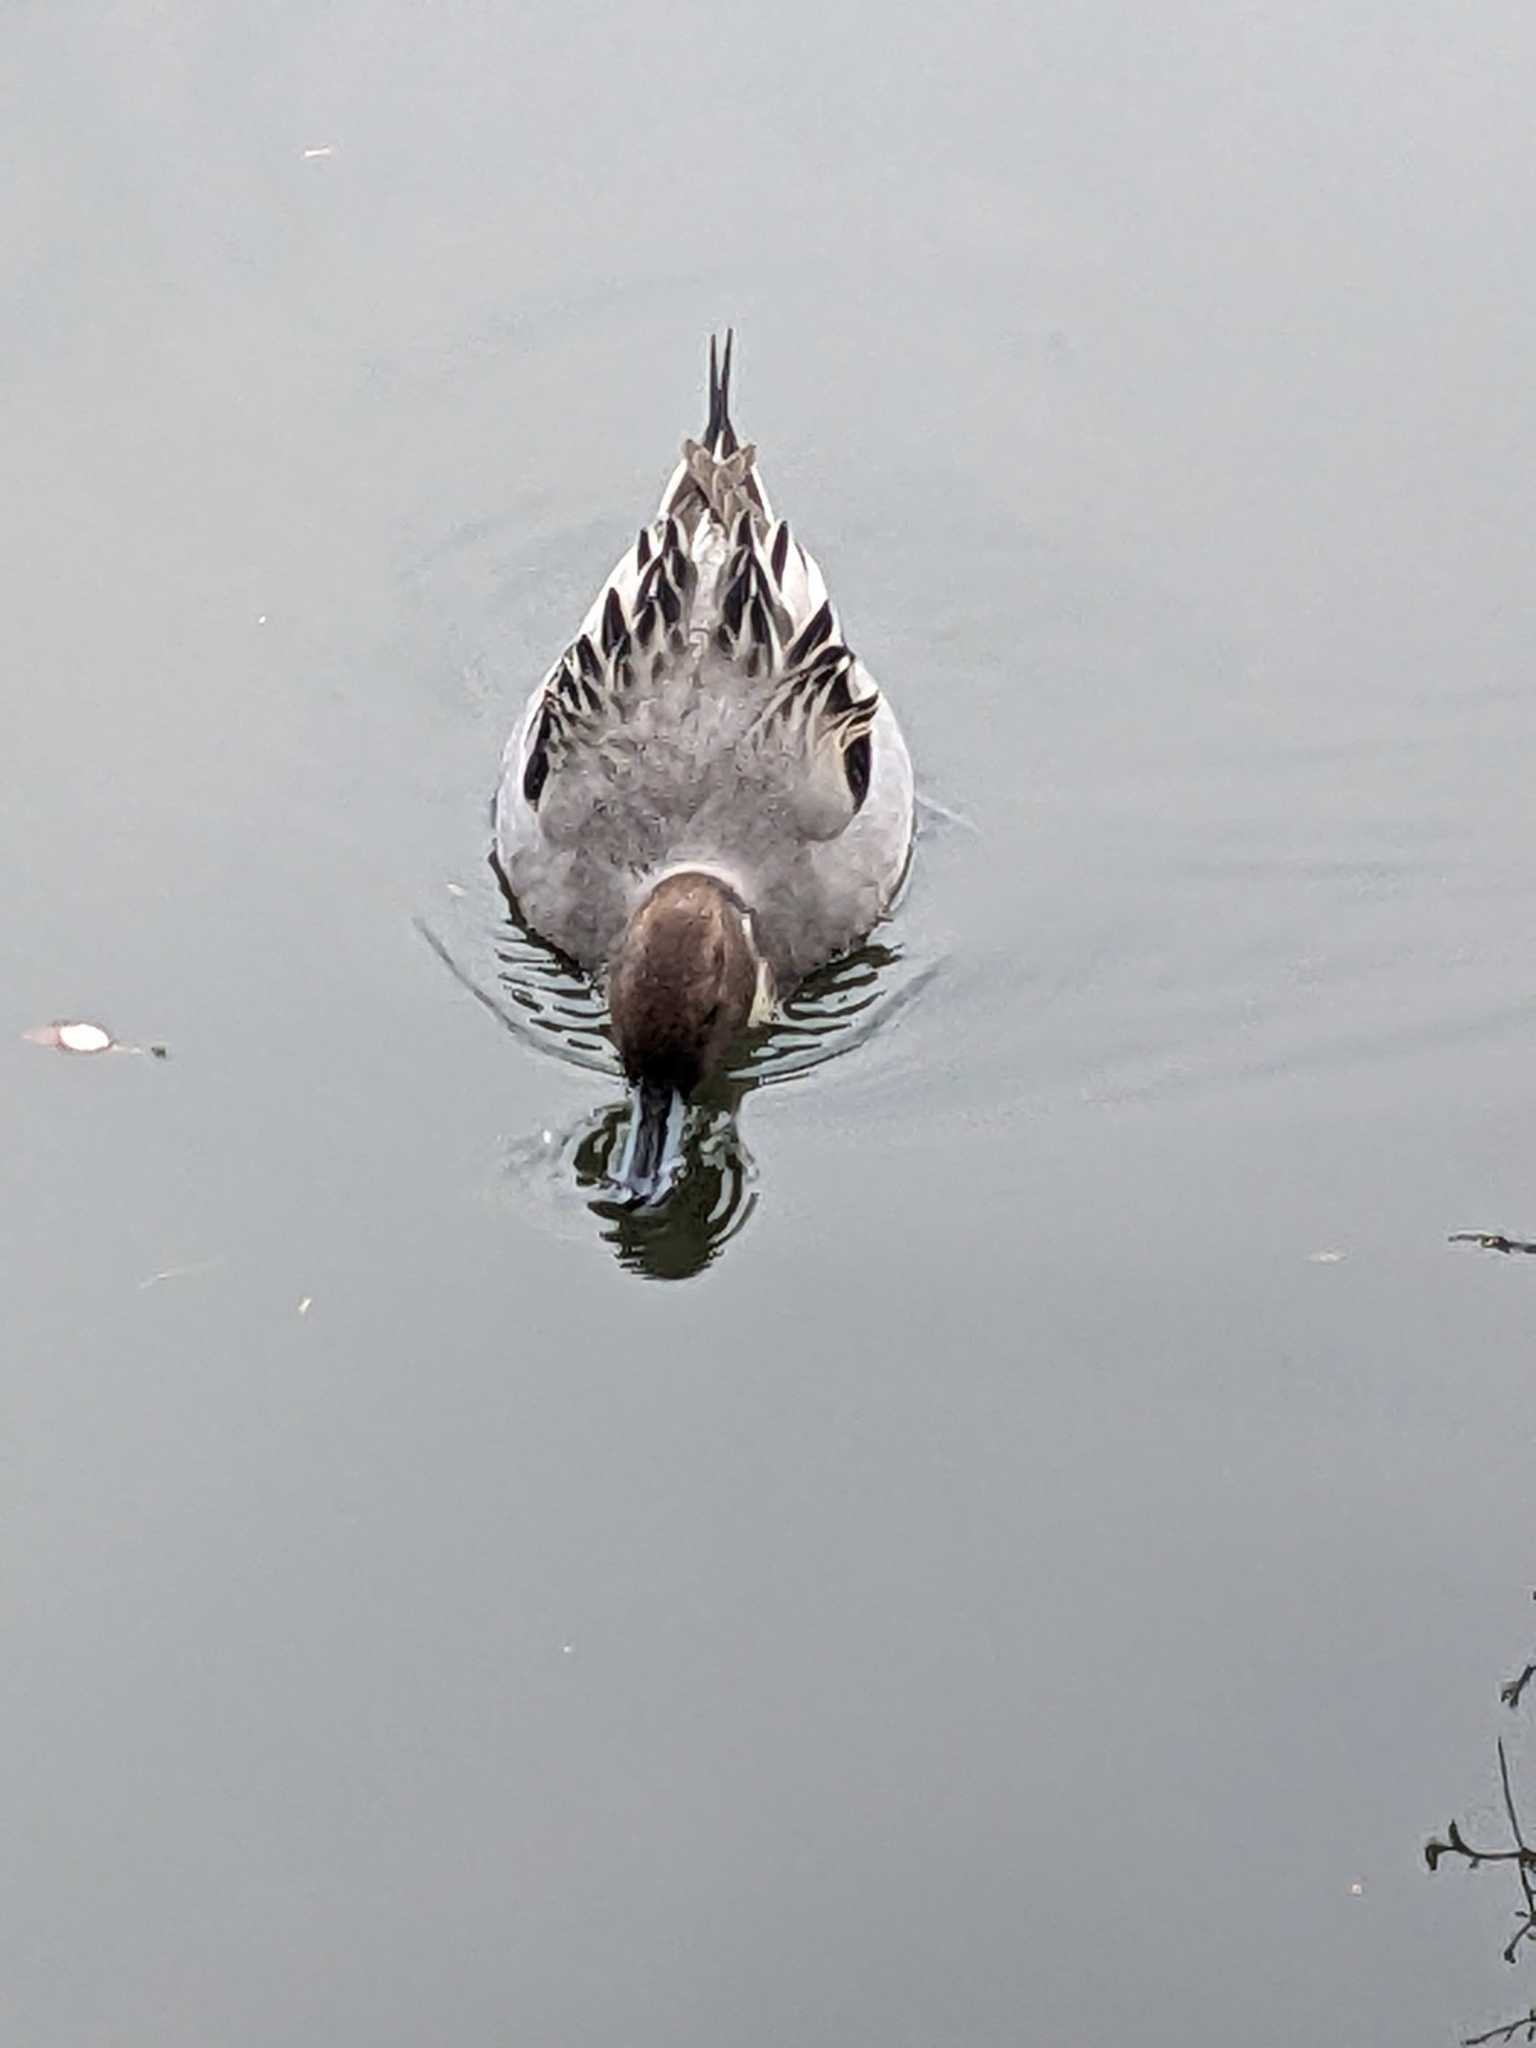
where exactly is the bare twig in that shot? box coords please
[1428,1753,1536,1969]
[1438,1615,1536,2045]
[1499,1741,1536,1964]
[1450,1233,1536,1256]
[1464,2009,1536,2046]
[1424,1818,1536,1875]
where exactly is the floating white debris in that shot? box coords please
[1308,1250,1346,1264]
[298,1296,313,1316]
[445,881,466,898]
[138,1256,225,1290]
[1348,1880,1364,1896]
[256,613,268,626]
[55,1020,112,1053]
[25,1020,168,1059]
[302,144,337,159]
[25,1020,113,1054]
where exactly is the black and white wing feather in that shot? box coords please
[510,329,883,836]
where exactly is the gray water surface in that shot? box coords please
[7,3,1536,2041]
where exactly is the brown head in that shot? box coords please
[607,872,762,1200]
[609,871,761,1095]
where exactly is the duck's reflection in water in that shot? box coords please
[572,1082,757,1280]
[441,882,933,1277]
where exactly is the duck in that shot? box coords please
[493,334,915,1196]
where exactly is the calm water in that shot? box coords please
[7,3,1536,2041]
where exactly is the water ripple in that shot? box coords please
[419,854,939,1276]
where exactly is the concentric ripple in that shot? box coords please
[419,851,938,1276]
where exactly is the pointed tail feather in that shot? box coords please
[658,331,777,526]
[705,329,739,456]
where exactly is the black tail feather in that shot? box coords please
[705,329,739,456]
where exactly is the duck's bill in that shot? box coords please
[614,1079,686,1204]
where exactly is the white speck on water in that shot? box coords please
[298,1296,312,1315]
[1348,1880,1364,1896]
[302,144,337,159]
[57,1021,113,1053]
[1309,1250,1346,1264]
[256,614,268,625]
[445,881,466,898]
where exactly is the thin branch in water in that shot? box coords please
[1450,1232,1536,1256]
[1440,1616,1536,2046]
[1499,1740,1536,1963]
[1424,1817,1536,1875]
[1463,2009,1536,2046]
[1426,1752,1536,1967]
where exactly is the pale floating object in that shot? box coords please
[25,1020,113,1053]
[24,1020,168,1058]
[297,1296,313,1316]
[1348,1881,1364,1896]
[55,1021,112,1053]
[1308,1249,1346,1264]
[138,1256,225,1290]
[302,144,337,159]
[445,881,467,898]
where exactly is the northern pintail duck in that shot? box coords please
[494,335,914,1191]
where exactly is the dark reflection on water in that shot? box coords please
[573,1088,758,1281]
[419,854,937,1277]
